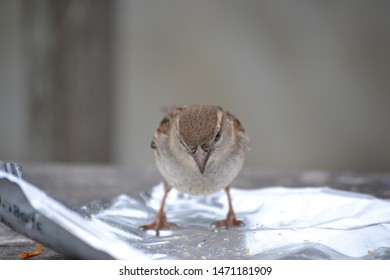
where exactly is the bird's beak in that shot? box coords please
[192,146,209,174]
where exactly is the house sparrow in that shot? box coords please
[140,105,250,236]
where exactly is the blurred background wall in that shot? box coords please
[1,0,390,171]
[0,0,112,163]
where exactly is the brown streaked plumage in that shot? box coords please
[178,105,220,153]
[141,105,250,236]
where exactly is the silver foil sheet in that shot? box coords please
[1,163,390,259]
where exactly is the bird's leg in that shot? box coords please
[211,186,243,228]
[139,181,177,237]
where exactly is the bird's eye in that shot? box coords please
[214,129,222,142]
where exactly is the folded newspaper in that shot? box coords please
[1,161,390,259]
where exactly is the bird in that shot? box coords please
[140,105,250,236]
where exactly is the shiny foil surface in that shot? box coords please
[1,161,390,259]
[84,183,390,259]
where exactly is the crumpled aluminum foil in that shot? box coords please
[85,183,390,259]
[1,161,390,259]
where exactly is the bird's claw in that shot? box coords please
[211,211,244,228]
[139,213,178,237]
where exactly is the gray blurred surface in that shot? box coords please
[113,0,390,171]
[1,163,389,259]
[0,0,112,163]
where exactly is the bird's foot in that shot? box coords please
[139,212,177,237]
[211,211,243,228]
